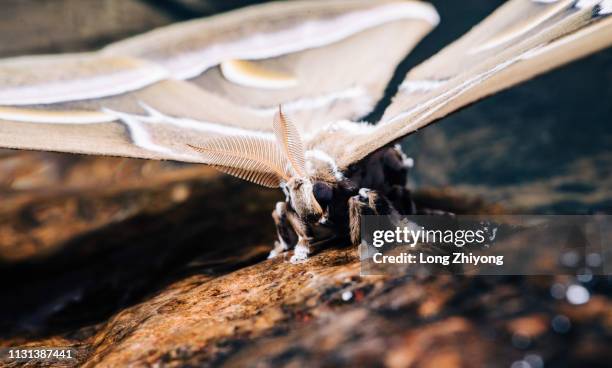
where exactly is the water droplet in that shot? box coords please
[512,333,531,350]
[524,353,544,368]
[551,314,571,333]
[566,284,590,305]
[576,268,593,283]
[341,290,353,302]
[561,251,580,267]
[550,283,566,300]
[511,360,530,368]
[171,184,190,203]
[586,253,602,267]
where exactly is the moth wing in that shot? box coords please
[0,53,274,164]
[102,0,439,132]
[329,0,612,169]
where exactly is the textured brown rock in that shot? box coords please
[0,152,610,368]
[2,241,611,367]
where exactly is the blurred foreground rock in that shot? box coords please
[1,246,611,367]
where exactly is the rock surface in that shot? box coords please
[1,169,610,367]
[2,240,611,367]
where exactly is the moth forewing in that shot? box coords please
[0,0,440,167]
[0,77,270,163]
[0,0,440,257]
[102,0,439,131]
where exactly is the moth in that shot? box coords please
[0,0,611,262]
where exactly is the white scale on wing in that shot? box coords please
[384,48,537,130]
[0,61,169,106]
[532,0,610,13]
[102,103,275,160]
[120,2,439,81]
[398,79,447,94]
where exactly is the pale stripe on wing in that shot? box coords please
[220,59,298,89]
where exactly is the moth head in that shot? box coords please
[286,176,323,222]
[274,107,334,223]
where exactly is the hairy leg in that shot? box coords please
[269,202,297,259]
[269,201,314,263]
[286,210,313,264]
[348,188,403,246]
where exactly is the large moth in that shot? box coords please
[0,0,610,263]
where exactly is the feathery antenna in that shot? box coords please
[273,106,307,177]
[188,106,309,187]
[186,135,291,188]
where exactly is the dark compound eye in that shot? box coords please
[312,181,333,206]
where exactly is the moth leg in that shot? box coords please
[269,201,314,263]
[286,212,313,264]
[386,184,417,215]
[348,188,400,246]
[269,202,298,258]
[269,240,289,260]
[291,236,312,264]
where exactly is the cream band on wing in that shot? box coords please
[0,106,116,124]
[220,60,298,89]
[0,56,168,106]
[109,1,439,80]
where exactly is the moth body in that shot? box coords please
[273,133,420,262]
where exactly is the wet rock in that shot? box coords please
[1,241,611,367]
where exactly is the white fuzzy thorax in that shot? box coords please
[305,149,343,180]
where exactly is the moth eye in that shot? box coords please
[313,181,333,205]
